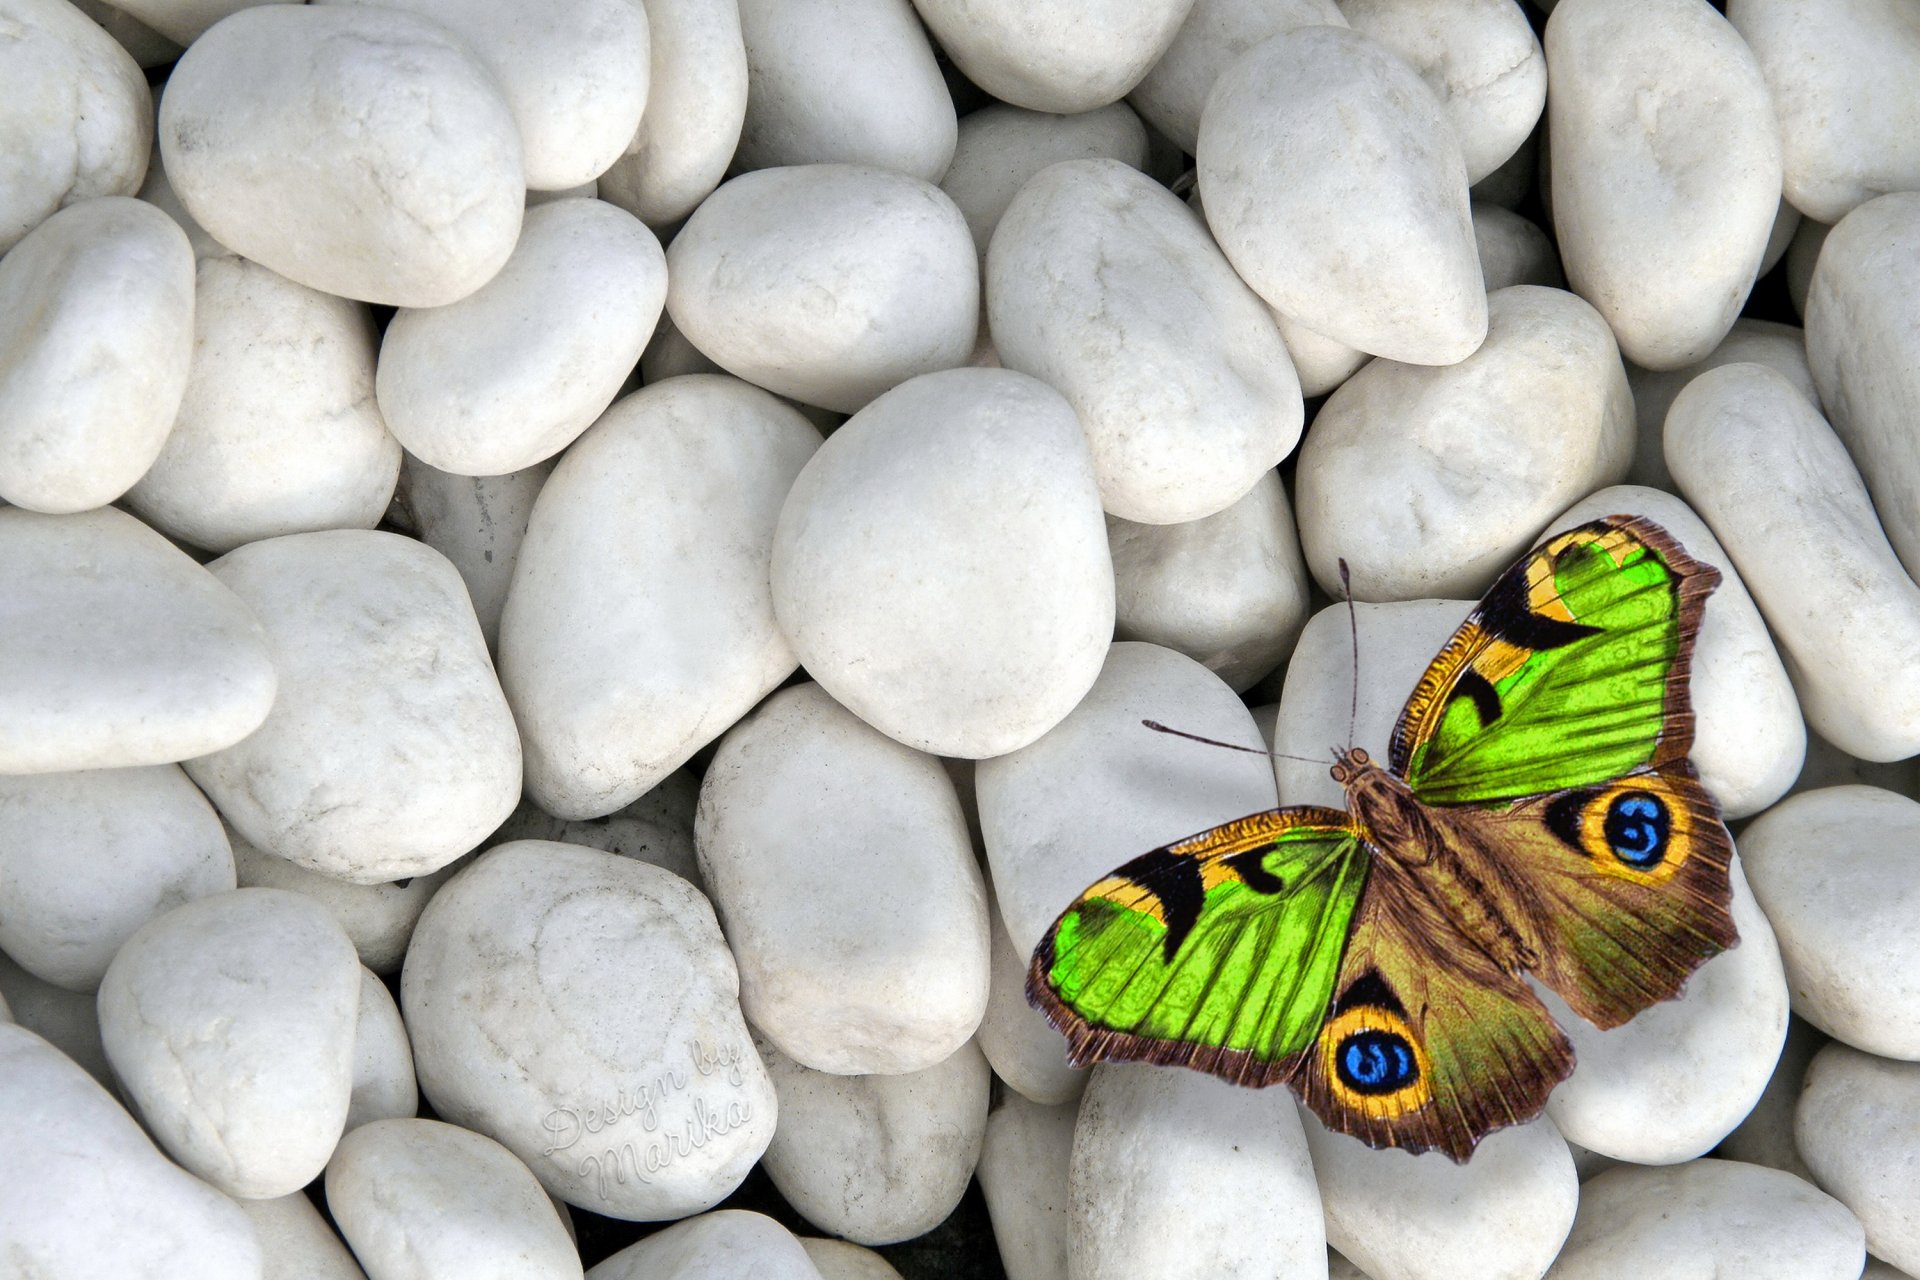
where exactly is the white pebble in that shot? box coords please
[234,1191,367,1280]
[976,892,1087,1107]
[1797,1043,1920,1276]
[1473,201,1563,292]
[978,1091,1075,1280]
[1127,0,1345,155]
[940,103,1149,261]
[398,455,552,653]
[1273,311,1372,398]
[1718,1013,1824,1182]
[345,968,418,1133]
[913,0,1194,114]
[231,831,462,976]
[799,1237,902,1280]
[588,1210,823,1280]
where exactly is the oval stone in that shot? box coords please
[1473,201,1562,292]
[234,1191,366,1280]
[231,830,462,976]
[1126,0,1345,155]
[978,1092,1075,1280]
[800,1237,901,1280]
[976,888,1087,1107]
[588,1210,821,1280]
[1797,1043,1920,1275]
[398,455,551,653]
[913,0,1194,114]
[941,102,1149,262]
[345,968,418,1133]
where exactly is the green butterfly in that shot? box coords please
[1026,515,1738,1160]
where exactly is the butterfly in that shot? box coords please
[1025,515,1739,1161]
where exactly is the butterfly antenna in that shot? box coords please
[1140,720,1325,767]
[1339,557,1359,753]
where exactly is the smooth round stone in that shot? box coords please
[758,1037,990,1246]
[977,641,1278,955]
[976,892,1087,1106]
[1718,1013,1824,1181]
[1127,0,1344,154]
[321,0,648,192]
[1108,470,1310,693]
[501,376,820,819]
[697,683,989,1076]
[0,0,150,254]
[490,771,703,890]
[327,1118,580,1280]
[1295,285,1633,600]
[666,165,977,413]
[1071,1065,1322,1279]
[1547,484,1806,820]
[188,531,521,883]
[124,254,400,554]
[0,765,234,991]
[771,367,1113,758]
[799,1237,901,1280]
[1666,363,1920,761]
[0,1024,263,1279]
[231,831,460,976]
[1273,311,1372,398]
[345,968,417,1133]
[1806,193,1920,583]
[1547,1158,1865,1279]
[0,950,114,1089]
[1545,0,1782,370]
[978,1092,1075,1280]
[0,506,276,773]
[1799,1044,1920,1273]
[940,102,1149,260]
[589,1211,821,1280]
[735,0,954,182]
[1301,1112,1577,1280]
[1473,201,1562,292]
[234,1191,366,1280]
[403,842,775,1220]
[913,0,1194,114]
[158,5,523,307]
[398,455,551,653]
[0,197,193,513]
[989,158,1303,523]
[1626,318,1819,493]
[98,887,362,1198]
[1339,0,1546,184]
[1198,25,1485,366]
[1741,787,1920,1058]
[378,199,664,476]
[1729,0,1920,223]
[595,0,747,228]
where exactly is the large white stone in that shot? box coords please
[771,367,1113,758]
[697,683,989,1076]
[398,455,551,653]
[1294,285,1633,600]
[158,4,524,307]
[1626,318,1819,494]
[977,1092,1075,1280]
[1545,0,1782,370]
[913,0,1195,114]
[0,765,234,991]
[1198,25,1485,365]
[940,103,1149,263]
[235,1192,367,1280]
[230,830,462,976]
[1666,362,1920,761]
[0,506,276,773]
[402,842,776,1220]
[988,158,1302,523]
[0,197,193,513]
[666,164,977,413]
[500,376,820,819]
[1127,0,1344,155]
[377,199,664,476]
[1798,1043,1920,1274]
[0,1024,263,1279]
[588,1210,823,1280]
[976,892,1087,1107]
[345,968,417,1133]
[97,887,362,1199]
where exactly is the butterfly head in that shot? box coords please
[1327,745,1373,787]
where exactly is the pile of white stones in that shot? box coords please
[3,0,1919,1276]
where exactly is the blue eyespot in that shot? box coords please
[1603,791,1670,868]
[1337,1029,1419,1095]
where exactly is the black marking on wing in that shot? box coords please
[1451,668,1504,727]
[1543,788,1594,853]
[1224,846,1286,895]
[1114,848,1206,962]
[1479,561,1605,651]
[1335,969,1407,1018]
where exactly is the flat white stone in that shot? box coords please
[345,968,417,1132]
[1729,0,1920,223]
[1626,318,1819,494]
[977,641,1278,956]
[1545,0,1782,369]
[798,1237,901,1280]
[1717,1013,1824,1182]
[0,0,150,253]
[500,376,820,819]
[1666,362,1920,761]
[1070,1065,1323,1279]
[976,891,1087,1106]
[1108,469,1312,692]
[188,531,522,883]
[1547,485,1806,820]
[326,1117,582,1280]
[735,0,955,182]
[1740,787,1920,1059]
[1806,193,1920,584]
[0,1023,262,1279]
[588,1210,823,1280]
[235,1192,367,1280]
[941,102,1149,261]
[989,158,1303,523]
[490,770,703,891]
[97,887,362,1198]
[402,842,775,1220]
[378,199,665,476]
[978,1091,1075,1280]
[124,254,401,554]
[1799,1044,1920,1275]
[595,0,747,228]
[230,831,461,976]
[914,0,1195,114]
[1295,285,1633,600]
[666,164,977,413]
[1198,25,1485,365]
[758,1037,990,1246]
[158,4,524,307]
[0,950,114,1089]
[0,764,234,991]
[1473,201,1562,292]
[398,455,551,653]
[0,197,193,513]
[1127,0,1344,154]
[1547,1158,1865,1279]
[0,506,276,773]
[697,683,989,1076]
